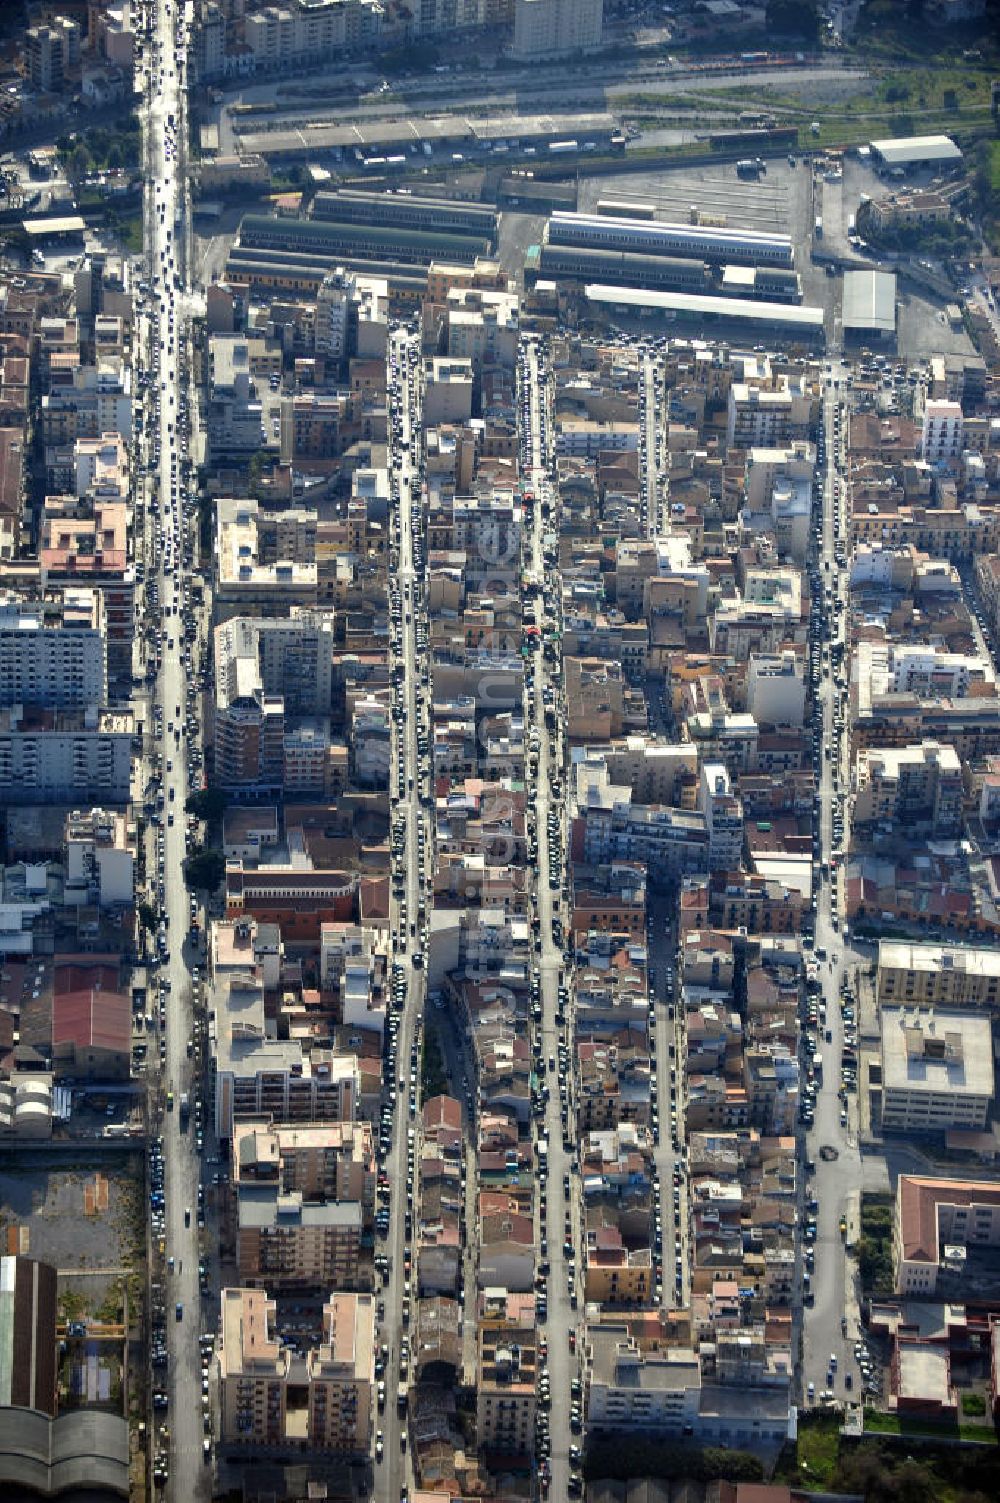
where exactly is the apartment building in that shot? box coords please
[214,644,285,792]
[25,17,81,93]
[218,1287,374,1453]
[572,761,710,878]
[853,740,962,835]
[587,1330,701,1430]
[745,651,806,728]
[894,1176,1000,1296]
[511,0,602,59]
[877,940,1000,1010]
[213,978,359,1138]
[0,705,132,804]
[244,0,379,71]
[236,1186,363,1288]
[0,593,106,707]
[584,1226,652,1305]
[307,1293,375,1454]
[38,499,134,689]
[279,392,357,466]
[233,1120,375,1215]
[476,1289,538,1456]
[214,499,318,620]
[879,1008,993,1133]
[218,1287,289,1447]
[206,336,263,454]
[698,763,744,872]
[921,399,964,462]
[63,806,133,907]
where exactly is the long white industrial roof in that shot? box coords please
[585,284,824,330]
[555,211,792,253]
[870,135,962,166]
[843,269,897,333]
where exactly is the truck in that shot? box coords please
[815,216,823,238]
[548,140,578,155]
[179,1091,190,1125]
[397,1383,408,1414]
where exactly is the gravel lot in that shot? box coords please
[0,1160,143,1316]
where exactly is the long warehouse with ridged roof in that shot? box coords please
[546,211,795,267]
[236,212,492,266]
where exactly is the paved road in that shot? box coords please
[800,363,861,1406]
[137,0,207,1494]
[520,338,581,1497]
[376,330,428,1503]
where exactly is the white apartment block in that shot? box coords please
[512,0,602,59]
[245,0,381,72]
[921,399,963,461]
[746,651,806,728]
[0,707,132,805]
[412,0,485,34]
[64,807,134,907]
[0,596,107,708]
[880,1008,993,1134]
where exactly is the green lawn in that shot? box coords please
[773,1414,842,1489]
[864,1409,997,1445]
[991,140,1000,194]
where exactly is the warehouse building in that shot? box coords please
[546,211,794,267]
[843,269,897,342]
[225,246,427,309]
[312,189,497,243]
[535,243,711,294]
[233,110,616,164]
[584,284,824,342]
[719,265,803,304]
[870,135,962,172]
[237,213,491,267]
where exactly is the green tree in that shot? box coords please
[67,143,91,184]
[184,848,225,892]
[138,901,158,936]
[185,787,228,824]
[766,0,820,39]
[106,141,123,172]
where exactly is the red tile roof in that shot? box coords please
[52,988,129,1053]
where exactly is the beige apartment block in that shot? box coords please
[476,1289,538,1455]
[217,1287,374,1453]
[511,0,602,59]
[876,940,1000,1011]
[218,1287,289,1447]
[306,1293,375,1454]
